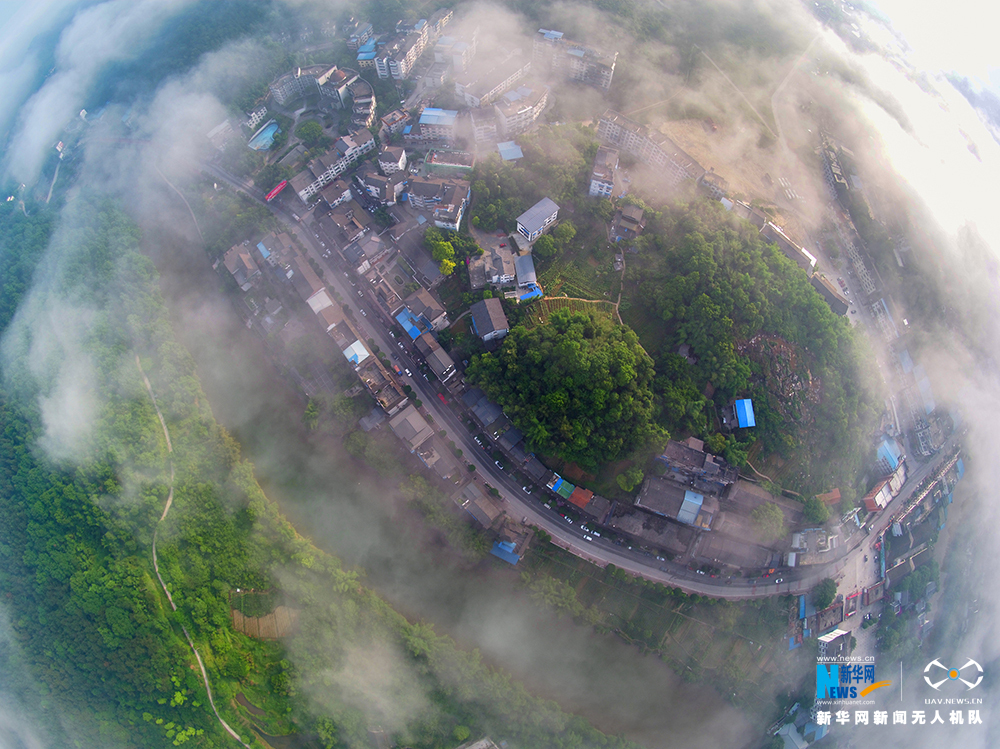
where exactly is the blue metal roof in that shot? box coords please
[419,108,458,127]
[877,438,902,471]
[735,399,756,428]
[497,141,523,161]
[490,542,521,565]
[677,490,703,525]
[256,241,270,259]
[395,309,424,340]
[518,285,543,302]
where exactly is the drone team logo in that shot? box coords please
[923,658,984,691]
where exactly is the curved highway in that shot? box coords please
[197,160,960,601]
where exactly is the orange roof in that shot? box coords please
[817,488,841,505]
[567,486,594,509]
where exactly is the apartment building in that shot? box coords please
[597,109,705,187]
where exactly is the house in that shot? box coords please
[329,200,372,245]
[636,477,719,530]
[319,178,352,209]
[395,288,449,339]
[406,177,471,231]
[493,84,549,137]
[514,254,537,288]
[589,146,619,197]
[359,168,406,206]
[389,405,434,451]
[380,108,410,136]
[469,246,516,289]
[470,298,509,342]
[657,437,738,489]
[516,197,559,242]
[254,231,296,266]
[459,483,503,527]
[222,245,260,290]
[723,398,756,429]
[414,332,457,382]
[612,204,646,242]
[490,519,534,565]
[378,145,407,175]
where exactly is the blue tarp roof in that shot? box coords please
[395,309,425,340]
[518,285,543,302]
[735,399,756,428]
[491,542,521,565]
[677,490,703,525]
[256,241,270,259]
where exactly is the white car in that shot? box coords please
[404,368,411,376]
[360,309,366,317]
[584,535,593,541]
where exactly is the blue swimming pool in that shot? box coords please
[248,120,279,150]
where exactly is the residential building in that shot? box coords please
[656,437,738,492]
[470,298,509,342]
[348,78,376,129]
[329,199,373,245]
[254,231,296,266]
[359,168,406,206]
[636,477,719,531]
[612,204,646,242]
[426,150,475,174]
[395,288,450,339]
[589,146,619,197]
[427,7,454,38]
[817,629,850,658]
[459,483,503,527]
[760,222,817,273]
[516,197,559,242]
[493,84,549,137]
[490,519,534,565]
[533,29,617,91]
[454,55,532,108]
[345,20,373,50]
[470,108,498,143]
[406,176,471,231]
[222,244,260,290]
[374,25,430,81]
[288,256,337,318]
[514,254,537,288]
[356,356,409,416]
[699,169,728,200]
[469,246,516,289]
[414,332,457,383]
[319,178,352,209]
[404,107,459,145]
[597,110,705,187]
[435,34,477,73]
[269,65,359,107]
[378,145,408,175]
[290,129,376,203]
[389,405,435,451]
[355,38,377,69]
[244,106,268,130]
[380,109,411,136]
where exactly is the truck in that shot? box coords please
[393,364,402,375]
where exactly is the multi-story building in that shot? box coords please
[427,7,454,39]
[698,169,729,200]
[380,109,411,136]
[290,129,376,203]
[269,65,360,107]
[378,145,408,174]
[533,29,617,91]
[516,197,559,242]
[244,106,268,130]
[454,55,532,108]
[435,34,477,73]
[404,108,459,144]
[406,176,470,231]
[589,146,619,197]
[470,108,498,143]
[344,20,373,50]
[358,168,406,206]
[470,298,509,342]
[494,84,549,137]
[375,21,433,81]
[348,78,376,129]
[597,110,705,187]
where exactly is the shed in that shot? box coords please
[735,399,756,428]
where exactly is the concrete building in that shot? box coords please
[470,108,498,143]
[435,34,477,73]
[470,298,509,342]
[493,84,549,137]
[358,168,406,206]
[699,169,729,200]
[589,146,619,197]
[405,176,470,231]
[810,274,849,315]
[516,197,559,242]
[378,145,408,175]
[380,109,410,136]
[222,244,260,291]
[469,246,516,289]
[426,150,476,174]
[414,332,457,383]
[656,437,738,491]
[374,30,428,81]
[389,405,435,452]
[454,55,532,107]
[269,65,359,107]
[636,477,719,531]
[533,29,617,91]
[348,78,376,129]
[395,288,450,339]
[405,108,459,144]
[290,129,376,203]
[597,110,705,187]
[760,222,818,273]
[345,20,373,50]
[319,178,352,209]
[514,254,537,288]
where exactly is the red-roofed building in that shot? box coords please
[817,488,841,506]
[567,486,594,509]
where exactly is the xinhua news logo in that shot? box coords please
[816,663,891,701]
[924,659,983,691]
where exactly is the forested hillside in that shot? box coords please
[0,199,640,749]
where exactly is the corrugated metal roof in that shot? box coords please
[735,399,756,428]
[490,542,520,564]
[676,490,703,525]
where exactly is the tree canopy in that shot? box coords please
[467,309,663,469]
[811,578,838,610]
[750,502,785,543]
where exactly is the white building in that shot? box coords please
[290,130,376,203]
[516,197,560,242]
[454,55,532,108]
[533,29,617,91]
[494,84,549,137]
[378,145,408,175]
[589,146,619,197]
[597,109,705,187]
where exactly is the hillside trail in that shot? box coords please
[136,353,252,748]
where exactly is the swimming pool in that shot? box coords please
[248,120,279,150]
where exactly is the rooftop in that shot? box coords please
[497,141,523,161]
[419,108,458,127]
[516,197,560,234]
[470,297,509,337]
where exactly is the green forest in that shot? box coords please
[467,309,663,469]
[0,199,640,749]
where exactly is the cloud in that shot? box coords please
[3,0,195,185]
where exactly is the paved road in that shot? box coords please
[198,161,960,600]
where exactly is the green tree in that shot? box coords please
[750,502,785,542]
[295,120,324,146]
[553,220,577,248]
[533,234,558,261]
[616,466,644,492]
[811,578,837,610]
[803,496,830,525]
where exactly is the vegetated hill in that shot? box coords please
[0,199,641,749]
[468,308,663,470]
[622,198,881,497]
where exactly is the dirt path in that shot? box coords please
[136,354,251,748]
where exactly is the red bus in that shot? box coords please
[265,180,288,202]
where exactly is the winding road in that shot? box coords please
[136,354,252,748]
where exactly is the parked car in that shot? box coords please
[357,290,363,297]
[774,578,784,584]
[404,368,411,377]
[437,393,448,404]
[584,535,593,541]
[360,309,366,317]
[522,485,532,494]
